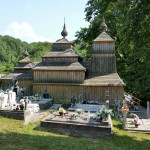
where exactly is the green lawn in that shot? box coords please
[0,117,150,150]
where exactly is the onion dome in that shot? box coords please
[61,19,68,38]
[24,48,29,57]
[93,17,114,42]
[101,16,107,32]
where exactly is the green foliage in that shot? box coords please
[74,43,91,61]
[0,64,14,74]
[0,35,28,65]
[93,105,114,121]
[29,42,52,62]
[0,35,52,73]
[75,0,150,104]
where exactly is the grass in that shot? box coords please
[0,117,150,150]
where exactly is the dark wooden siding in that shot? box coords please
[92,43,115,54]
[33,84,124,104]
[91,54,116,74]
[91,41,116,75]
[42,57,78,64]
[33,70,85,83]
[1,79,12,90]
[18,80,33,96]
[1,79,32,96]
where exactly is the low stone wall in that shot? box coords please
[0,110,25,120]
[40,117,113,138]
[41,121,113,137]
[0,109,36,124]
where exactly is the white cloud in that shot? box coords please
[4,22,51,43]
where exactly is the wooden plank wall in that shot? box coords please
[91,42,116,74]
[43,57,78,64]
[91,54,116,74]
[33,84,124,104]
[33,71,85,83]
[1,79,32,96]
[1,79,12,90]
[18,80,33,96]
[92,43,115,54]
[52,43,71,51]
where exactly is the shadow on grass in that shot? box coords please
[0,128,150,150]
[113,122,122,130]
[0,117,150,150]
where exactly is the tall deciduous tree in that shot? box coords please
[75,0,150,103]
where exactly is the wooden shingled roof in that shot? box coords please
[19,57,32,63]
[42,48,78,58]
[33,62,86,71]
[14,63,34,69]
[55,37,71,44]
[93,32,115,42]
[83,73,125,86]
[14,57,35,70]
[93,17,115,42]
[1,72,33,80]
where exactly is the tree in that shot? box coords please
[75,0,150,103]
[29,42,52,62]
[0,35,52,73]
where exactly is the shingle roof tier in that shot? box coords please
[83,73,124,86]
[33,62,86,71]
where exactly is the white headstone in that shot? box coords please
[0,93,8,109]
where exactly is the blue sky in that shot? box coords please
[0,0,89,43]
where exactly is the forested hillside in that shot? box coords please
[0,35,52,73]
[75,0,150,104]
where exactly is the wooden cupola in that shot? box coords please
[14,48,34,73]
[52,20,72,52]
[91,17,116,75]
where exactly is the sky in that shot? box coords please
[0,0,89,43]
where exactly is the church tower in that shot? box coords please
[91,17,116,75]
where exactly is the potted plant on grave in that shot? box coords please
[34,93,40,101]
[93,105,114,122]
[76,108,84,115]
[58,107,67,117]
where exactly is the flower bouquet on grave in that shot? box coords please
[34,93,40,101]
[58,107,66,118]
[93,105,114,122]
[71,112,80,120]
[76,108,84,114]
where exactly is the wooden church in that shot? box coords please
[1,18,124,104]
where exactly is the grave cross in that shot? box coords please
[121,100,129,130]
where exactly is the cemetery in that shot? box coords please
[0,87,114,137]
